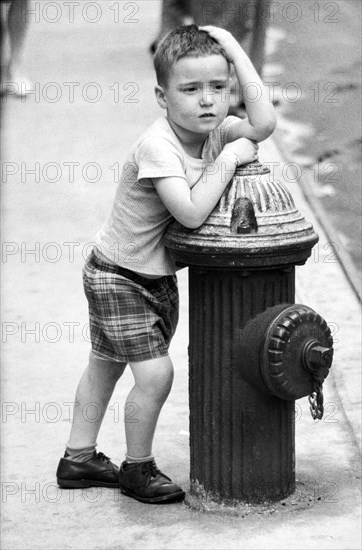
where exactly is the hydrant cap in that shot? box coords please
[261,304,333,400]
[165,161,318,268]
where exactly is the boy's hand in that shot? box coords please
[199,25,244,64]
[223,138,259,166]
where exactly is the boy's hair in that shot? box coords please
[153,25,229,88]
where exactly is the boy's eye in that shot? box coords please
[211,84,226,92]
[182,83,227,93]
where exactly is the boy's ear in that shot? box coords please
[155,85,167,110]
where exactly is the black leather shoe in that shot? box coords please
[119,459,185,504]
[56,452,119,488]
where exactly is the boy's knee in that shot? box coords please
[154,363,174,394]
[151,372,174,403]
[130,355,174,397]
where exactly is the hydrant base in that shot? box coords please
[184,478,321,516]
[189,478,295,507]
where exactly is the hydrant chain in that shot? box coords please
[309,381,324,420]
[302,339,331,420]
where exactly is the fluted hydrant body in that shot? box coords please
[188,267,296,502]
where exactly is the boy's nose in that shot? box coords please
[200,89,214,107]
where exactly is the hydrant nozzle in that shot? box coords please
[302,340,333,421]
[302,341,333,375]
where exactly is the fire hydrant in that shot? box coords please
[165,161,333,504]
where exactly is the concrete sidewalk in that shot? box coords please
[1,2,361,548]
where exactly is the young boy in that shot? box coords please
[56,25,276,504]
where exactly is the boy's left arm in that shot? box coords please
[201,26,277,143]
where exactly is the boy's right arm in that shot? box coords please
[153,137,258,229]
[200,26,277,143]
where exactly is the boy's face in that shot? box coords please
[155,54,230,138]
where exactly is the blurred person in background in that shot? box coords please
[191,0,268,78]
[150,0,194,53]
[1,0,31,96]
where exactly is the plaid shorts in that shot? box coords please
[83,250,179,363]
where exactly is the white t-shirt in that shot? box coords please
[96,116,238,276]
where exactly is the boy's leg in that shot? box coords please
[119,355,185,503]
[67,352,126,449]
[125,355,174,458]
[56,353,126,488]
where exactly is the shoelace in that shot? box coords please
[141,459,170,481]
[96,452,111,464]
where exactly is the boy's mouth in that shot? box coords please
[199,113,215,118]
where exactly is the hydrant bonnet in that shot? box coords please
[165,161,319,268]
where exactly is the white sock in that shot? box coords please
[65,444,97,462]
[125,453,154,464]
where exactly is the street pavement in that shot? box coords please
[1,2,361,549]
